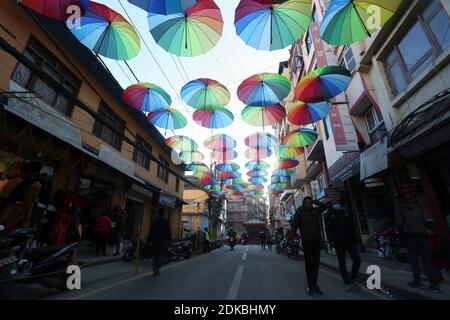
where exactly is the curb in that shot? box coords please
[77,256,123,269]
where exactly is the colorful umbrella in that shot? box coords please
[197,177,213,185]
[216,162,240,172]
[269,183,287,191]
[294,66,351,103]
[201,178,218,186]
[275,158,299,169]
[248,184,265,191]
[148,0,223,57]
[283,128,318,148]
[178,150,204,162]
[123,83,171,113]
[204,134,236,151]
[147,108,187,131]
[218,171,241,179]
[271,175,290,183]
[165,135,198,151]
[247,190,265,197]
[245,160,270,170]
[249,177,267,184]
[128,0,198,14]
[234,0,311,51]
[244,132,278,149]
[278,145,304,159]
[227,190,244,197]
[253,0,289,4]
[186,162,209,172]
[20,0,88,20]
[247,170,268,178]
[211,150,238,162]
[244,148,273,160]
[241,104,285,128]
[237,73,291,106]
[193,106,234,129]
[181,78,230,109]
[223,178,244,185]
[273,168,295,176]
[70,1,140,60]
[193,171,213,179]
[320,0,402,46]
[287,101,332,126]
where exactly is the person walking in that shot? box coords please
[94,211,112,256]
[148,208,172,275]
[259,231,266,250]
[266,229,273,250]
[291,196,328,296]
[395,185,440,292]
[111,207,126,256]
[324,200,361,292]
[203,227,211,253]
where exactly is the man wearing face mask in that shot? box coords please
[324,199,361,292]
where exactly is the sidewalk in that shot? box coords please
[75,242,127,268]
[320,249,450,300]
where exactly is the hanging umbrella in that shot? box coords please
[123,83,171,113]
[218,171,241,179]
[227,190,244,197]
[275,158,299,169]
[253,0,289,4]
[128,0,198,14]
[70,1,140,60]
[272,168,295,176]
[271,175,290,183]
[283,128,318,148]
[193,171,213,179]
[211,150,238,162]
[223,178,244,186]
[249,177,267,184]
[186,162,209,172]
[148,108,187,132]
[216,162,240,172]
[202,178,218,187]
[269,183,287,191]
[20,0,88,20]
[245,160,270,170]
[237,73,291,106]
[244,148,273,160]
[248,184,265,191]
[287,101,332,126]
[148,0,223,57]
[165,135,198,151]
[320,0,402,46]
[204,134,236,151]
[278,145,304,159]
[178,150,204,162]
[247,190,265,197]
[234,0,311,51]
[181,78,230,109]
[244,132,278,149]
[197,177,213,185]
[193,106,234,129]
[241,104,285,128]
[246,170,268,178]
[294,66,351,103]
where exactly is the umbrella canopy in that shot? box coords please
[223,178,244,186]
[210,150,238,162]
[248,177,267,184]
[320,0,402,46]
[197,177,213,185]
[244,148,273,160]
[193,106,234,129]
[253,0,289,4]
[272,168,295,176]
[245,160,270,170]
[283,128,318,148]
[271,175,290,183]
[147,108,187,130]
[246,170,268,178]
[178,150,204,162]
[143,0,199,14]
[218,171,241,179]
[181,78,230,109]
[185,162,209,172]
[123,83,171,113]
[241,104,285,128]
[278,145,304,159]
[244,132,278,149]
[70,1,140,60]
[247,190,265,197]
[216,162,240,172]
[248,184,265,191]
[275,158,299,169]
[287,101,332,126]
[294,66,351,103]
[148,0,223,57]
[237,73,291,106]
[193,171,213,179]
[234,0,311,51]
[227,190,244,197]
[165,135,198,151]
[20,0,88,20]
[204,134,236,151]
[269,183,287,191]
[201,178,218,186]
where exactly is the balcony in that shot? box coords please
[305,139,325,162]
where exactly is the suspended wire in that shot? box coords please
[123,60,140,83]
[115,61,134,85]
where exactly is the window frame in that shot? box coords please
[132,135,152,170]
[92,101,126,151]
[157,156,170,183]
[343,46,356,74]
[363,107,384,135]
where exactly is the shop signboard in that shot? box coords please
[360,139,388,181]
[329,151,360,185]
[131,184,153,199]
[159,192,176,209]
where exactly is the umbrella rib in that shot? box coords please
[351,1,371,37]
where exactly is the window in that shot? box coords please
[364,106,385,144]
[323,115,331,140]
[384,0,450,95]
[132,135,152,170]
[305,31,313,54]
[11,38,80,115]
[343,46,356,73]
[157,156,169,183]
[176,178,180,192]
[92,101,125,151]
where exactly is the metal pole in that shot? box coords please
[134,225,142,276]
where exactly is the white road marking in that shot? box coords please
[226,265,244,300]
[242,253,247,260]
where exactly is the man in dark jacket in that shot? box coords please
[395,186,440,291]
[148,208,172,275]
[324,200,361,291]
[291,196,328,295]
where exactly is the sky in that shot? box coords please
[96,0,290,188]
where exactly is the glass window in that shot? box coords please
[429,9,450,50]
[157,156,169,183]
[343,46,356,73]
[133,135,151,170]
[397,22,433,73]
[306,31,313,54]
[93,102,125,151]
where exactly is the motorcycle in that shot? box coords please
[286,239,301,260]
[169,240,192,260]
[0,225,19,299]
[123,238,152,262]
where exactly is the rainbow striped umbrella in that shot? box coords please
[241,104,285,128]
[148,0,223,57]
[165,135,198,151]
[271,175,290,183]
[273,168,295,176]
[204,134,236,151]
[147,108,187,131]
[245,160,270,170]
[283,128,318,148]
[275,158,299,169]
[193,171,213,179]
[245,132,278,149]
[186,162,209,172]
[248,184,265,191]
[218,171,241,179]
[227,190,244,197]
[237,73,291,106]
[223,178,244,186]
[181,78,230,109]
[20,0,88,20]
[128,0,199,14]
[216,162,240,172]
[70,1,140,60]
[211,150,238,162]
[234,0,311,51]
[201,178,218,186]
[244,148,273,160]
[249,177,267,184]
[178,150,204,162]
[269,183,287,191]
[287,101,332,126]
[123,83,171,113]
[193,106,234,129]
[253,0,289,4]
[247,190,265,197]
[278,145,304,159]
[294,66,352,103]
[247,170,268,178]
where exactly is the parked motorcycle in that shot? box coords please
[0,225,19,300]
[170,240,192,260]
[123,238,152,262]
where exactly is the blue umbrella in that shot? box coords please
[128,0,198,14]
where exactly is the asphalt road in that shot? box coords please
[14,245,390,300]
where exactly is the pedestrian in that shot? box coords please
[266,229,273,250]
[324,200,361,292]
[291,196,328,296]
[94,211,112,256]
[394,185,440,291]
[203,227,211,253]
[148,208,172,275]
[111,207,126,256]
[259,231,266,250]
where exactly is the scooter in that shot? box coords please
[170,240,192,260]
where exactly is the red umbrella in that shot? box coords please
[252,0,289,4]
[19,0,88,21]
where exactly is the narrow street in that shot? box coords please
[15,245,388,300]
